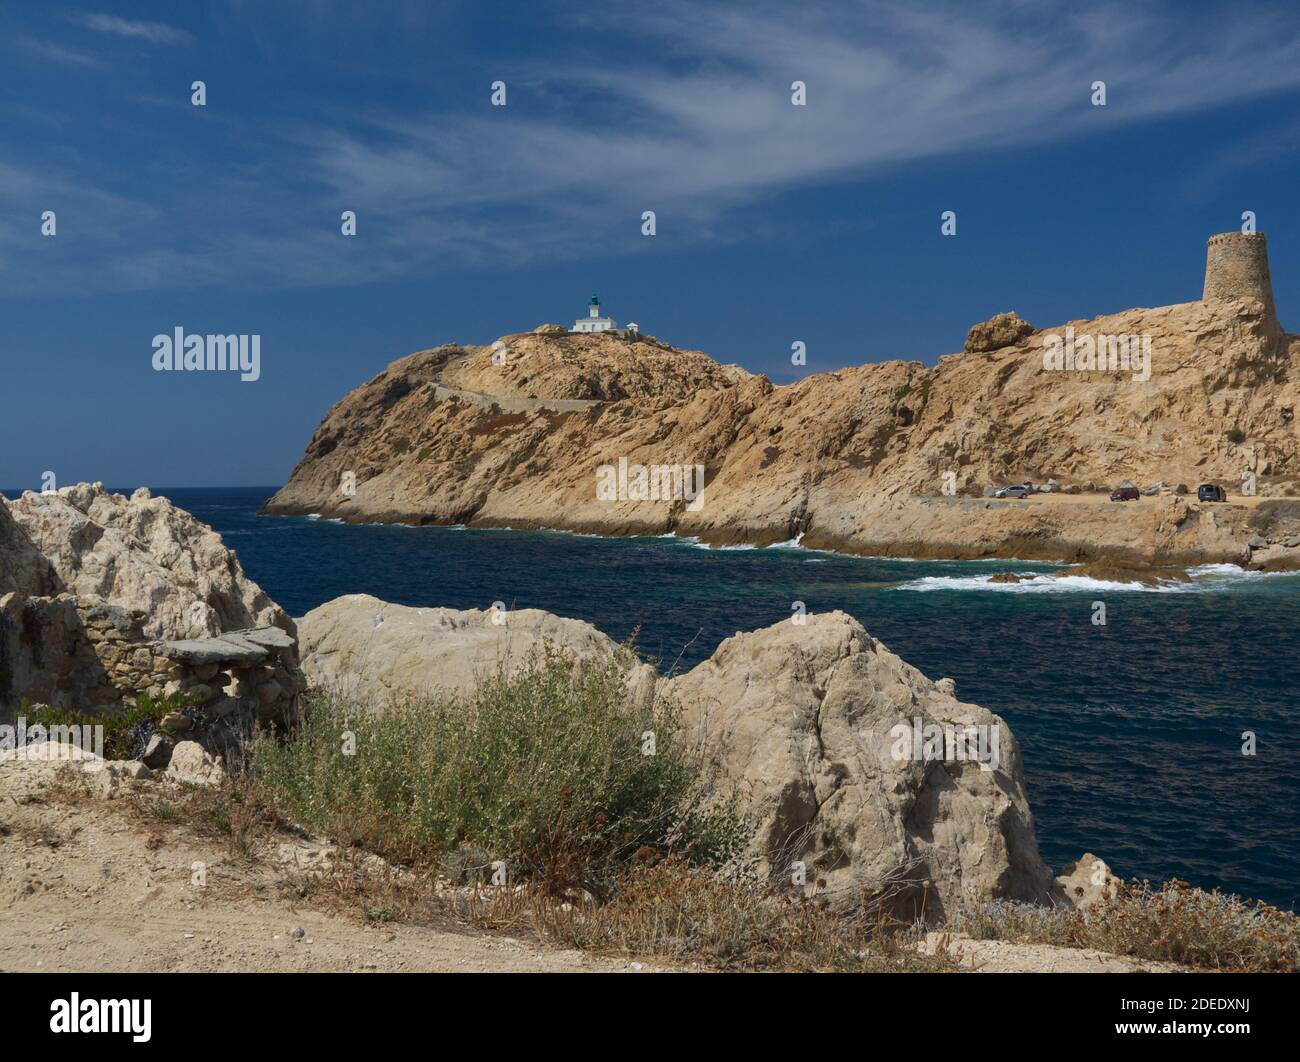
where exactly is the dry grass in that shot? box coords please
[954,880,1300,972]
[464,858,961,973]
[126,772,280,862]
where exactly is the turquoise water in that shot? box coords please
[86,488,1300,908]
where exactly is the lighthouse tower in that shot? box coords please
[573,294,617,333]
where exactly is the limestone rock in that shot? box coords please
[158,712,193,736]
[297,593,654,708]
[141,733,174,769]
[0,500,59,596]
[663,610,1058,919]
[5,483,294,641]
[302,594,1061,919]
[963,311,1035,353]
[1056,852,1122,910]
[165,741,224,786]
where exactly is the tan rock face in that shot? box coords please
[664,610,1057,919]
[263,293,1300,565]
[964,311,1035,353]
[296,593,655,708]
[6,484,293,641]
[1056,852,1122,911]
[441,329,748,402]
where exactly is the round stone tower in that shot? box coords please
[1203,231,1276,320]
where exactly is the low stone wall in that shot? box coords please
[81,604,174,700]
[3,594,307,770]
[133,626,307,768]
[0,593,121,722]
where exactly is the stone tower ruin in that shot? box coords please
[1203,231,1277,322]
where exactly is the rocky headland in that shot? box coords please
[262,233,1300,571]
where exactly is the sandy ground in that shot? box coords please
[921,935,1178,973]
[0,762,641,973]
[0,760,1176,974]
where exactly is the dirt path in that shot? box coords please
[0,760,1174,974]
[0,763,644,973]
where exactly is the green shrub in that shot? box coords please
[26,691,193,761]
[250,646,749,897]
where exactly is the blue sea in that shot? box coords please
[32,486,1300,909]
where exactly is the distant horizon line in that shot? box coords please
[1,484,284,495]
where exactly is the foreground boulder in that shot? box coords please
[300,594,1058,919]
[663,610,1059,919]
[5,483,292,640]
[1056,852,1122,911]
[297,593,654,707]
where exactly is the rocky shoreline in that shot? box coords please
[3,483,1110,922]
[261,235,1300,573]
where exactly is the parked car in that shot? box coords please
[994,485,1031,499]
[1197,483,1227,502]
[1109,486,1140,501]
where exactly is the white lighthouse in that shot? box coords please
[572,294,616,333]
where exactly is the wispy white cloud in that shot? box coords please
[23,38,105,69]
[68,11,193,46]
[9,0,1300,295]
[298,0,1300,248]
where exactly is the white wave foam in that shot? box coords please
[898,573,1190,594]
[898,561,1294,594]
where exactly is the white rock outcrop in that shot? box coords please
[298,593,655,707]
[5,484,292,641]
[663,611,1058,918]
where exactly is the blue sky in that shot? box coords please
[4,0,1300,488]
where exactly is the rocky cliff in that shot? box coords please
[263,239,1300,567]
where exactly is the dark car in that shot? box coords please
[1198,483,1227,502]
[994,484,1031,499]
[1110,486,1140,501]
